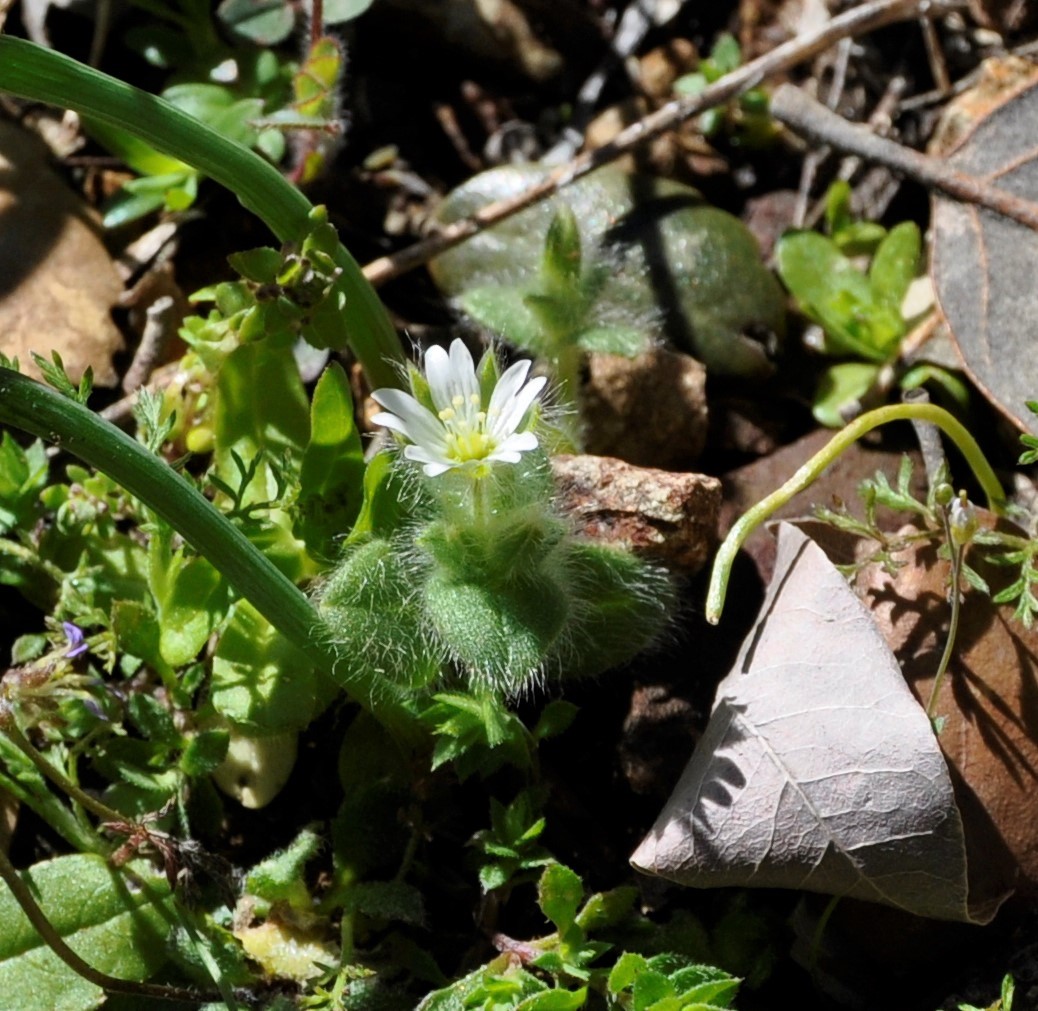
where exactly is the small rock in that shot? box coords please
[582,348,708,469]
[552,453,721,574]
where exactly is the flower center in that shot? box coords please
[438,392,500,463]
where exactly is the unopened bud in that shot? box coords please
[948,492,978,548]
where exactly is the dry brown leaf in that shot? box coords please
[0,121,123,385]
[930,72,1038,434]
[846,517,1038,895]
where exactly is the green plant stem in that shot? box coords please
[0,846,220,1003]
[927,508,966,719]
[0,36,403,392]
[3,723,127,827]
[705,403,1006,624]
[0,369,422,745]
[0,750,101,854]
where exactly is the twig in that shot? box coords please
[770,82,1038,229]
[903,387,947,490]
[0,845,221,1004]
[122,295,178,393]
[362,0,963,287]
[803,71,908,230]
[543,0,691,164]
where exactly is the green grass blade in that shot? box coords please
[0,36,403,390]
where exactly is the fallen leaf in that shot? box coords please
[632,522,1010,924]
[0,122,124,385]
[429,165,787,379]
[848,518,1038,895]
[931,73,1038,434]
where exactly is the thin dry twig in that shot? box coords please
[361,0,966,287]
[770,82,1038,229]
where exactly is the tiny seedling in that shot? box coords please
[776,182,967,425]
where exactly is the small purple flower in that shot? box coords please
[62,622,89,658]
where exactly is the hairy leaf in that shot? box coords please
[0,854,171,1010]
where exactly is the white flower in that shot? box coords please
[371,340,547,478]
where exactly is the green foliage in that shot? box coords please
[246,825,323,911]
[84,0,358,224]
[418,864,742,1010]
[777,222,919,362]
[87,48,294,225]
[472,790,554,892]
[1018,401,1038,465]
[31,351,93,405]
[0,854,172,1010]
[0,433,48,535]
[432,165,787,389]
[774,182,965,426]
[218,0,375,46]
[959,974,1015,1011]
[458,203,646,414]
[673,33,775,146]
[0,42,690,1007]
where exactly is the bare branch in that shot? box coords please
[362,0,965,287]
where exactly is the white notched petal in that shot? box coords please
[490,452,521,465]
[487,359,532,422]
[448,339,479,402]
[371,388,446,448]
[403,445,453,476]
[493,375,547,437]
[423,344,453,413]
[495,431,539,456]
[372,339,545,478]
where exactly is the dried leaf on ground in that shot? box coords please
[931,72,1038,434]
[849,518,1038,894]
[0,122,124,385]
[632,522,1009,924]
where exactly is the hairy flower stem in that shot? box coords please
[0,37,403,392]
[706,403,1006,624]
[0,368,422,746]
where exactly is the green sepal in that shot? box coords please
[346,453,414,544]
[319,537,443,691]
[422,568,568,693]
[555,542,672,678]
[477,346,500,406]
[418,504,565,586]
